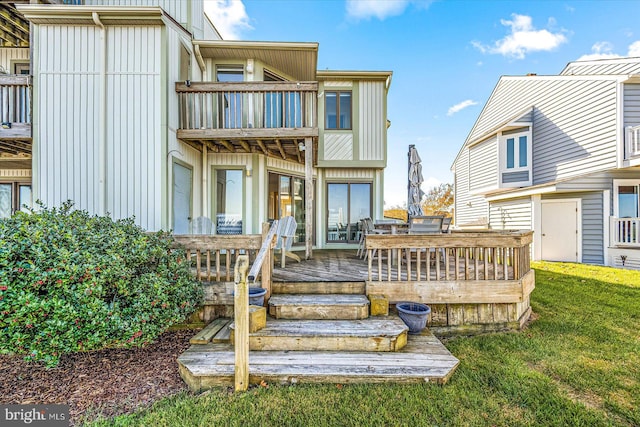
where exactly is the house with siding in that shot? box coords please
[452,57,640,269]
[0,1,391,255]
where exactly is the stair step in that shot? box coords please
[272,281,366,295]
[268,294,369,320]
[230,317,408,352]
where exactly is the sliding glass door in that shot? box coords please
[327,183,371,243]
[268,173,308,245]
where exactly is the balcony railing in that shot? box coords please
[176,81,317,133]
[0,74,31,141]
[626,125,640,159]
[610,217,640,247]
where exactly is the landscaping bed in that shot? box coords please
[0,330,194,426]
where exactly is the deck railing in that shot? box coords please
[171,234,263,282]
[0,75,31,131]
[610,217,640,247]
[626,125,640,159]
[176,81,318,131]
[365,231,534,306]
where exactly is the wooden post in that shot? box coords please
[261,222,272,300]
[234,255,250,392]
[304,137,313,260]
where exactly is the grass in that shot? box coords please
[87,262,640,426]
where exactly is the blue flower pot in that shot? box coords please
[248,287,267,306]
[396,302,431,334]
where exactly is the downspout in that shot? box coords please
[93,12,107,215]
[194,43,206,75]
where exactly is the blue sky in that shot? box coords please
[204,0,640,207]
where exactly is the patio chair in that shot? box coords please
[274,216,301,268]
[358,218,390,259]
[441,217,452,233]
[406,216,445,265]
[190,216,213,234]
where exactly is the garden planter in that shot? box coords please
[248,287,267,306]
[396,302,431,334]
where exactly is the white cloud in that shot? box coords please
[576,40,640,61]
[204,0,252,40]
[447,100,478,116]
[346,0,432,21]
[473,14,567,59]
[577,41,621,61]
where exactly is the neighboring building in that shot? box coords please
[452,57,640,269]
[0,1,392,252]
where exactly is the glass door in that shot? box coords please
[327,183,371,243]
[216,66,244,129]
[215,169,243,234]
[268,173,308,245]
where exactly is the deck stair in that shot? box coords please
[178,279,460,390]
[267,294,370,320]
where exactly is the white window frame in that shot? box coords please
[613,179,640,218]
[498,128,532,188]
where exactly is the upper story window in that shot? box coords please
[325,91,351,129]
[499,128,532,187]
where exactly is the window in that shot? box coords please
[327,183,371,242]
[0,182,31,219]
[500,128,531,187]
[216,65,244,129]
[325,91,351,129]
[614,181,640,218]
[268,173,310,245]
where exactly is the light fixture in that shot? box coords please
[246,167,252,177]
[298,142,305,151]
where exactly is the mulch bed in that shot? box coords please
[0,330,195,425]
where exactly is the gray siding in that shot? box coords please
[489,197,531,230]
[561,60,640,76]
[454,148,489,227]
[502,171,529,183]
[542,192,604,264]
[624,83,640,127]
[468,136,497,192]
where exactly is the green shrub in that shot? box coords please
[0,202,202,366]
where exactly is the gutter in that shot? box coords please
[93,12,107,215]
[194,43,206,75]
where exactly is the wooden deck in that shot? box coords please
[178,324,459,391]
[273,250,367,282]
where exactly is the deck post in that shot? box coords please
[304,136,313,259]
[233,255,250,392]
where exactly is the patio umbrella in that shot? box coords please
[407,145,425,217]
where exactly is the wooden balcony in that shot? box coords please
[626,125,640,159]
[610,217,640,247]
[0,74,31,157]
[176,81,318,164]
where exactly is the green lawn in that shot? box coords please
[89,262,640,427]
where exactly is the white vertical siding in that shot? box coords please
[0,48,29,73]
[83,0,194,31]
[453,148,488,227]
[468,136,497,192]
[358,81,385,161]
[489,197,531,230]
[624,83,640,127]
[105,26,162,229]
[35,24,164,230]
[37,25,101,214]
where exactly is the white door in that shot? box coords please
[541,200,580,262]
[172,163,192,234]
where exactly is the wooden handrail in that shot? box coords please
[175,81,318,93]
[248,220,279,282]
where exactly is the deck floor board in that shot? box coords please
[178,328,459,389]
